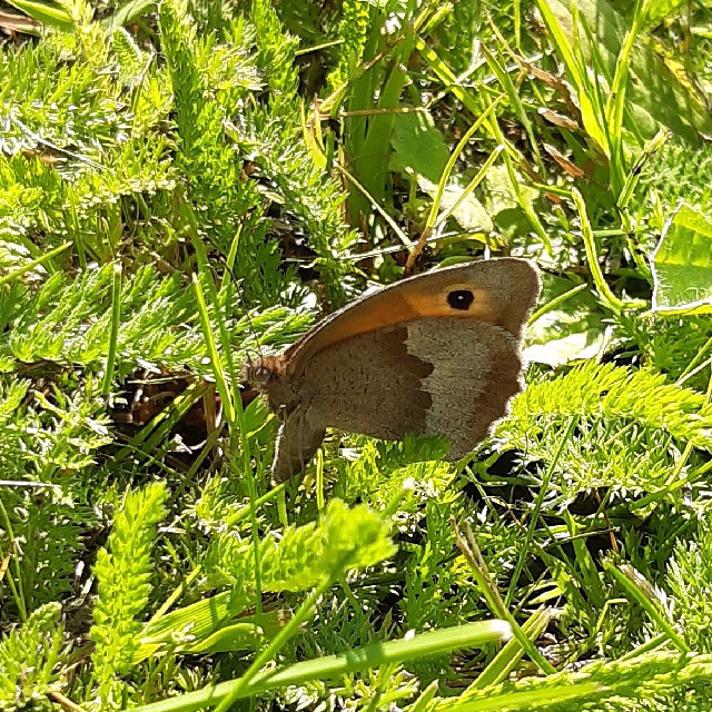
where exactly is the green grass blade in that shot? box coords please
[0,241,72,288]
[130,620,510,712]
[534,0,607,152]
[505,415,578,606]
[481,45,544,173]
[604,560,689,653]
[3,0,73,31]
[191,274,235,426]
[466,607,554,690]
[101,263,122,396]
[571,188,625,312]
[604,0,648,194]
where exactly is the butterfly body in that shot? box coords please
[248,258,540,483]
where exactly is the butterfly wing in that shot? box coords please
[271,404,326,484]
[296,317,523,460]
[263,258,540,481]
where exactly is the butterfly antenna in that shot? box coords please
[235,283,264,380]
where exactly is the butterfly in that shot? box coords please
[246,258,540,483]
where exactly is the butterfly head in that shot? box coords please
[243,353,283,383]
[243,354,295,409]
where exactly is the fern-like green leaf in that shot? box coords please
[251,0,300,104]
[507,361,712,448]
[90,482,168,703]
[449,647,712,711]
[205,498,395,594]
[667,510,712,653]
[325,0,371,96]
[499,362,712,501]
[111,26,146,84]
[0,602,64,711]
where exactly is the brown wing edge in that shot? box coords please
[445,328,524,460]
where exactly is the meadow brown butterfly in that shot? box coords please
[247,258,540,483]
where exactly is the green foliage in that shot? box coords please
[540,0,712,146]
[0,262,305,382]
[157,0,264,273]
[507,362,712,448]
[500,362,712,501]
[90,482,169,705]
[341,439,455,512]
[0,603,64,712]
[0,378,31,469]
[3,265,194,372]
[437,0,481,74]
[205,498,396,593]
[615,310,712,386]
[642,141,712,211]
[651,205,712,314]
[667,511,712,653]
[0,373,109,613]
[251,0,300,103]
[1,0,712,709]
[326,0,371,95]
[0,373,110,481]
[158,0,356,304]
[110,26,145,81]
[447,649,712,711]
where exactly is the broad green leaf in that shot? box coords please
[544,0,712,143]
[389,111,449,184]
[652,205,712,314]
[134,592,283,661]
[484,164,539,218]
[103,0,156,29]
[417,177,493,234]
[525,276,605,367]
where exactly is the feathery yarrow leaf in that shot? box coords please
[507,362,712,447]
[326,0,372,96]
[498,362,712,501]
[449,649,712,711]
[90,482,169,700]
[667,509,712,653]
[0,602,64,712]
[251,0,300,103]
[205,498,396,594]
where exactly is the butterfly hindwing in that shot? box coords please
[291,317,521,461]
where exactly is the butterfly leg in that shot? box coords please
[271,404,326,484]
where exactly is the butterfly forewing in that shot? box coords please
[282,258,539,379]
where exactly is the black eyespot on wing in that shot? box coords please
[447,289,475,311]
